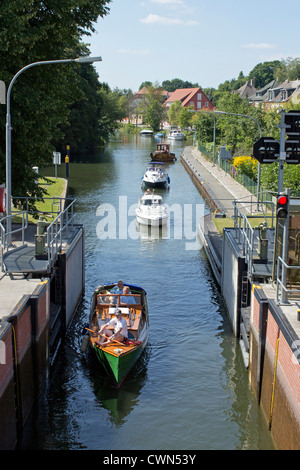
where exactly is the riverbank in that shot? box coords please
[182,145,300,450]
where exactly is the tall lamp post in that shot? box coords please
[5,56,102,244]
[213,110,262,208]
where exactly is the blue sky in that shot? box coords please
[86,0,300,92]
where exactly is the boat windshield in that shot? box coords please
[143,198,161,205]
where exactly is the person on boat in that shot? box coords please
[97,309,128,346]
[111,280,124,294]
[120,285,136,304]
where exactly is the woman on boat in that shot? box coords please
[97,309,128,346]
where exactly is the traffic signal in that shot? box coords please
[276,193,289,219]
[253,137,279,164]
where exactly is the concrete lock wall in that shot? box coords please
[0,280,50,449]
[65,228,85,327]
[250,286,300,450]
[221,229,246,337]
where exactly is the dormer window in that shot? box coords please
[282,90,287,100]
[268,90,275,101]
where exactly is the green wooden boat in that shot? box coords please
[88,282,149,387]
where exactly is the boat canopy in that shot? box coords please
[147,161,165,167]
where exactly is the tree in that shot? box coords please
[162,78,199,92]
[248,61,281,88]
[179,106,193,130]
[138,85,166,132]
[274,58,300,82]
[168,101,182,126]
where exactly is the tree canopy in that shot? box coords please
[0,0,111,204]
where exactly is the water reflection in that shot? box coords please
[88,348,150,427]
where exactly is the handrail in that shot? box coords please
[276,256,300,304]
[0,197,76,273]
[46,199,76,270]
[0,211,28,272]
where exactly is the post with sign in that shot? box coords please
[65,145,70,179]
[53,152,61,178]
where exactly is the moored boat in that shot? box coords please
[135,190,169,226]
[140,129,153,136]
[141,161,170,189]
[87,282,149,387]
[150,143,176,162]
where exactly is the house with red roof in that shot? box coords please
[164,87,214,111]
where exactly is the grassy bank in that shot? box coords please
[213,214,274,235]
[13,177,67,224]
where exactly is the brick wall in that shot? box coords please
[250,286,300,449]
[0,322,17,450]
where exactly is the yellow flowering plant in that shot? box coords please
[233,155,258,181]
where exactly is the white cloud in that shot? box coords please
[241,43,276,49]
[140,13,198,25]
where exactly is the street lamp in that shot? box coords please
[213,110,262,208]
[5,56,102,244]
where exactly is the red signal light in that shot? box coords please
[276,193,289,219]
[278,195,287,205]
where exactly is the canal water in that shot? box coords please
[19,133,275,450]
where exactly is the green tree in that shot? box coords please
[274,58,300,82]
[138,85,166,132]
[162,78,199,92]
[168,101,182,126]
[248,61,281,88]
[179,106,193,130]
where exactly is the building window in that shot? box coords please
[197,93,202,101]
[205,102,208,107]
[190,101,194,107]
[197,101,201,109]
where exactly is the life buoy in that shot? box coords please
[0,188,6,213]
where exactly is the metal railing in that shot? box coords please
[46,199,76,271]
[276,256,300,303]
[0,197,76,273]
[0,210,28,271]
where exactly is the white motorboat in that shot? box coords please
[135,191,169,227]
[168,129,186,140]
[141,162,170,189]
[140,129,153,136]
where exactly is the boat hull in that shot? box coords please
[93,341,146,386]
[150,152,176,162]
[142,179,168,188]
[136,214,168,226]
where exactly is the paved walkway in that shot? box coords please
[182,146,258,215]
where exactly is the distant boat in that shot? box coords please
[155,132,164,138]
[140,129,153,136]
[141,162,170,189]
[136,191,169,227]
[150,143,176,162]
[168,129,186,140]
